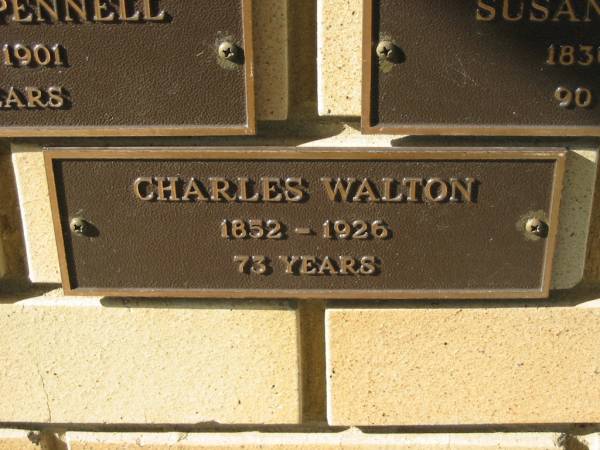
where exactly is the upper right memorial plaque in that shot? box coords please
[363,0,600,136]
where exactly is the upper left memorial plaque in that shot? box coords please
[0,0,255,136]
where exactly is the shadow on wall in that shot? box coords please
[0,144,28,288]
[99,297,297,311]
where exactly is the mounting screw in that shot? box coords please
[218,41,239,62]
[70,217,91,236]
[525,217,548,238]
[376,40,396,61]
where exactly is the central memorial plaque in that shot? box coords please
[46,148,565,299]
[364,0,600,136]
[0,0,254,136]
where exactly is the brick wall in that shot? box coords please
[0,2,599,449]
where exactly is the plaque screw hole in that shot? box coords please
[70,217,91,236]
[218,41,239,63]
[525,218,548,238]
[376,40,398,61]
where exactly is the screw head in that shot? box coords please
[376,40,396,60]
[218,41,238,62]
[525,218,548,237]
[70,217,90,236]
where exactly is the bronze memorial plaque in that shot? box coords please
[45,148,565,299]
[0,0,254,136]
[364,0,600,136]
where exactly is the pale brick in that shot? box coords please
[14,138,596,290]
[0,429,41,450]
[0,296,300,425]
[317,0,362,116]
[66,430,565,449]
[553,149,599,288]
[254,0,289,121]
[12,146,60,283]
[326,307,600,426]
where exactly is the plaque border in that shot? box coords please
[362,0,600,137]
[0,0,256,138]
[45,147,566,300]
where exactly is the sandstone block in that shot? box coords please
[326,307,600,425]
[12,146,59,283]
[254,0,289,121]
[553,149,598,289]
[0,296,300,425]
[317,0,362,116]
[66,430,568,449]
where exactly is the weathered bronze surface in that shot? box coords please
[0,0,255,136]
[45,148,565,299]
[364,0,600,136]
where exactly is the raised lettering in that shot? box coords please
[209,178,235,202]
[25,87,46,108]
[301,256,318,275]
[182,178,208,202]
[4,87,25,108]
[530,0,550,20]
[237,177,260,202]
[64,0,86,21]
[284,177,306,202]
[11,0,32,22]
[156,176,180,201]
[93,0,114,21]
[143,0,165,21]
[382,178,404,202]
[502,0,524,20]
[134,177,155,201]
[321,177,356,202]
[403,178,423,202]
[261,177,284,202]
[424,178,449,203]
[450,178,476,203]
[476,0,496,20]
[586,0,600,20]
[118,0,139,21]
[47,86,64,108]
[279,256,300,274]
[352,178,380,203]
[553,0,580,21]
[36,0,58,22]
